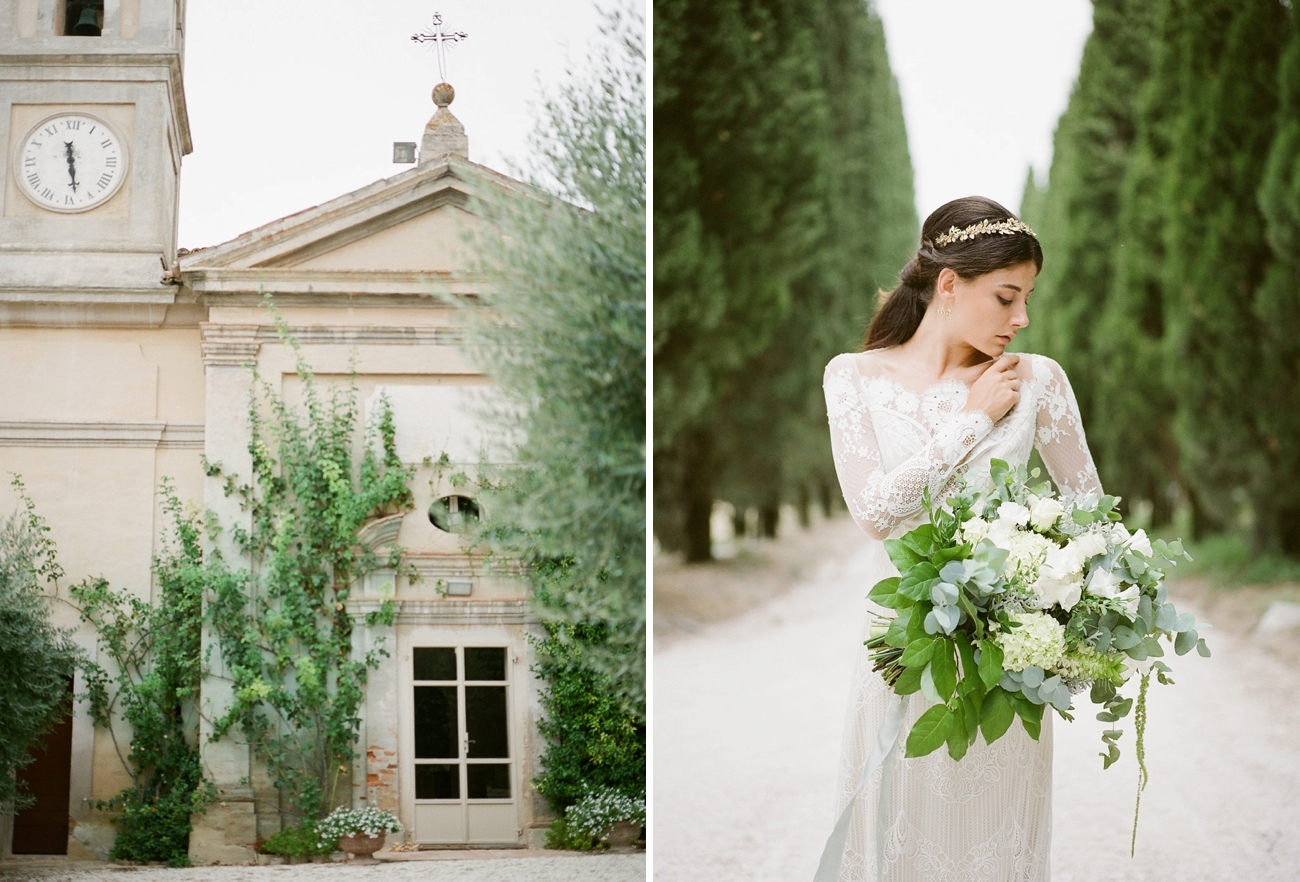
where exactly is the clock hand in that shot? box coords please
[64,141,78,193]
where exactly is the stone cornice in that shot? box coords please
[0,420,204,449]
[349,598,536,627]
[183,269,485,305]
[0,51,192,154]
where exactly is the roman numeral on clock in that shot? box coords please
[104,156,118,168]
[41,188,54,199]
[100,139,112,149]
[27,172,39,186]
[98,173,113,188]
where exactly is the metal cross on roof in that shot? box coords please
[411,12,468,84]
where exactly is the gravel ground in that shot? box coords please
[0,855,644,882]
[654,517,1300,881]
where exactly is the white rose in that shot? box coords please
[1117,584,1141,618]
[997,502,1031,527]
[1029,497,1064,532]
[1086,566,1122,598]
[1108,522,1132,544]
[1044,542,1084,577]
[1073,532,1108,561]
[1128,528,1153,557]
[1033,569,1084,611]
[987,518,1018,552]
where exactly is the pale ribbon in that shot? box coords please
[813,693,911,882]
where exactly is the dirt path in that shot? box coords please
[653,517,1300,881]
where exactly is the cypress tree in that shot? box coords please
[713,0,916,536]
[1254,9,1300,553]
[653,0,827,559]
[1089,0,1184,528]
[1012,0,1160,446]
[653,0,914,559]
[1161,0,1288,547]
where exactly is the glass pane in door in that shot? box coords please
[465,686,508,758]
[415,763,459,799]
[467,764,511,799]
[465,647,506,680]
[414,647,457,681]
[414,686,457,758]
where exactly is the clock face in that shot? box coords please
[15,113,129,213]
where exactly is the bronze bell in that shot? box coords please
[72,7,101,36]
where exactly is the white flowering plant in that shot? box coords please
[563,786,646,842]
[314,805,402,849]
[867,459,1208,783]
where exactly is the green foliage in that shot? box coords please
[1161,0,1288,548]
[530,614,646,816]
[205,317,414,820]
[1027,0,1300,559]
[71,482,216,866]
[258,821,335,858]
[0,478,82,813]
[654,0,916,559]
[1014,0,1180,527]
[543,816,601,852]
[466,10,645,716]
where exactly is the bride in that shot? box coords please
[821,195,1102,881]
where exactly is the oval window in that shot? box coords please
[429,495,480,533]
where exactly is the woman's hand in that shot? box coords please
[964,355,1021,422]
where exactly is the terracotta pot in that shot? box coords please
[337,832,386,864]
[605,820,641,850]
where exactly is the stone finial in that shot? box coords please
[420,81,468,162]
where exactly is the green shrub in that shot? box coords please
[543,816,601,852]
[258,821,336,858]
[531,617,645,815]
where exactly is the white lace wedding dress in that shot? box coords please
[822,351,1103,882]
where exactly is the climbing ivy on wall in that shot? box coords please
[72,483,218,866]
[204,327,414,821]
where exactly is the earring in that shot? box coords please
[938,303,952,316]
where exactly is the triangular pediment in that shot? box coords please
[180,155,541,275]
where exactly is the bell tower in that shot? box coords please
[0,0,191,323]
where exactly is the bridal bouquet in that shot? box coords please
[867,459,1208,774]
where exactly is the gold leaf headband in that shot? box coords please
[933,217,1037,248]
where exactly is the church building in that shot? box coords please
[1,0,552,862]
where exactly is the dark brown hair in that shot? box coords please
[862,196,1044,350]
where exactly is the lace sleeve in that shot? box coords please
[823,355,995,541]
[1032,355,1104,498]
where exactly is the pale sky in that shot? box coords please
[178,0,613,249]
[873,0,1094,223]
[178,1,1090,249]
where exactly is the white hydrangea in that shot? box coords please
[1004,530,1053,586]
[960,516,990,545]
[996,611,1066,673]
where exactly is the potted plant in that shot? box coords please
[564,788,646,851]
[315,806,402,864]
